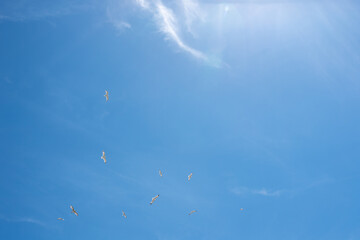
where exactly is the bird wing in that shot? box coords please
[188,173,192,181]
[57,218,64,220]
[150,195,159,204]
[159,170,162,176]
[189,210,196,215]
[70,206,78,216]
[104,91,109,101]
[101,152,106,163]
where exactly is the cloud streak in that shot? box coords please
[135,0,150,9]
[231,187,284,197]
[182,0,205,36]
[252,188,283,196]
[132,0,211,63]
[0,214,46,227]
[106,6,131,32]
[155,1,207,61]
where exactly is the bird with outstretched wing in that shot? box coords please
[101,151,107,164]
[104,90,109,102]
[189,210,197,215]
[70,205,78,216]
[150,195,159,205]
[188,173,193,181]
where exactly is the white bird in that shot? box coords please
[189,210,197,215]
[188,173,193,181]
[159,170,163,177]
[104,90,109,102]
[150,195,159,205]
[122,210,127,219]
[101,151,107,164]
[70,205,78,216]
[57,218,64,221]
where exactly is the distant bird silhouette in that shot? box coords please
[104,90,109,102]
[70,205,78,216]
[159,170,163,177]
[188,173,193,181]
[240,208,244,211]
[101,151,107,164]
[57,218,64,221]
[122,210,127,219]
[150,195,159,205]
[189,210,197,215]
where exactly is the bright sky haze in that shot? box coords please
[1,0,360,239]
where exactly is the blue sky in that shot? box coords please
[1,0,360,239]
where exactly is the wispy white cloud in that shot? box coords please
[106,0,224,67]
[181,0,205,37]
[106,7,131,32]
[117,21,131,29]
[17,217,46,226]
[252,188,283,196]
[0,214,46,227]
[231,187,284,197]
[135,0,150,9]
[110,19,131,31]
[231,177,333,198]
[155,1,207,61]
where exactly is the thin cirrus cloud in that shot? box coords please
[252,188,283,196]
[0,214,46,227]
[106,6,131,31]
[182,0,205,36]
[231,187,284,197]
[132,0,212,64]
[136,0,150,9]
[117,21,131,29]
[155,2,207,61]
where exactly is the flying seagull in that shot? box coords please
[122,210,127,219]
[70,205,78,216]
[188,173,193,181]
[57,218,64,221]
[104,90,109,102]
[150,195,160,205]
[159,170,163,177]
[189,210,197,215]
[101,151,107,164]
[240,208,244,211]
